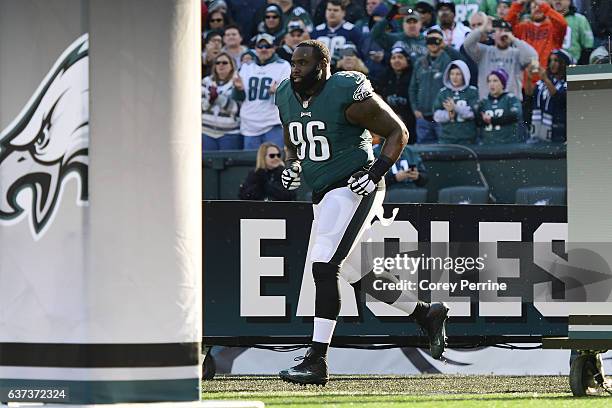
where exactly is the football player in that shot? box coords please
[275,39,449,386]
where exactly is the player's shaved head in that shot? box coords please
[296,40,331,67]
[290,40,330,98]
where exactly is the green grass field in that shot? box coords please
[202,375,611,407]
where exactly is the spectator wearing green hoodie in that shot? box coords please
[371,5,427,63]
[433,60,479,144]
[553,0,594,63]
[477,68,523,144]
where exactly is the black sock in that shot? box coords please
[410,301,430,326]
[310,341,329,358]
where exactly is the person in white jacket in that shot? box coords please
[202,52,242,152]
[431,1,471,50]
[232,33,291,150]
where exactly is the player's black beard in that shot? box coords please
[291,67,323,99]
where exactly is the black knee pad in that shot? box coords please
[312,262,341,320]
[353,270,402,305]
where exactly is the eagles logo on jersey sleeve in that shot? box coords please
[334,71,374,103]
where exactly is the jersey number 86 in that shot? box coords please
[289,121,330,161]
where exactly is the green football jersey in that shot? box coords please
[275,71,375,194]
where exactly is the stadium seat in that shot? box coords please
[384,188,428,203]
[438,186,489,204]
[515,186,567,205]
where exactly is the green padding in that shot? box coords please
[0,378,199,405]
[568,64,612,77]
[203,144,567,203]
[569,332,612,340]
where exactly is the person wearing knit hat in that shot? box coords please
[490,68,509,89]
[357,3,389,83]
[373,42,417,139]
[525,48,569,144]
[416,1,436,31]
[477,68,522,144]
[355,1,389,34]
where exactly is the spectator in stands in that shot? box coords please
[335,43,370,74]
[373,142,429,190]
[205,5,232,35]
[313,0,366,26]
[416,1,437,31]
[525,49,570,143]
[461,11,493,87]
[238,142,297,201]
[496,0,512,19]
[240,49,256,65]
[374,44,416,140]
[274,0,315,32]
[590,42,611,64]
[478,68,523,144]
[312,0,363,61]
[226,0,266,41]
[233,33,291,149]
[432,1,471,50]
[371,6,427,63]
[222,25,248,69]
[463,19,537,100]
[253,4,287,44]
[203,52,242,151]
[203,31,224,78]
[505,0,567,82]
[433,60,479,144]
[277,20,311,62]
[409,29,466,143]
[356,3,388,83]
[553,0,594,64]
[355,0,384,34]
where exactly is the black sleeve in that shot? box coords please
[238,170,266,200]
[264,168,297,201]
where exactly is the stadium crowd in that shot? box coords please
[201,0,611,200]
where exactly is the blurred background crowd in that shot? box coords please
[201,0,611,203]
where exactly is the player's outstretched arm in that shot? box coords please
[345,94,409,195]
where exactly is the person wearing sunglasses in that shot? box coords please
[202,52,242,151]
[238,142,296,201]
[204,8,232,36]
[409,28,466,144]
[251,4,287,45]
[232,33,291,150]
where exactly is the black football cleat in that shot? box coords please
[279,347,329,385]
[419,302,449,360]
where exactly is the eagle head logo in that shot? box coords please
[0,34,89,240]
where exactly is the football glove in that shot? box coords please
[348,155,395,196]
[348,171,378,196]
[281,161,302,190]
